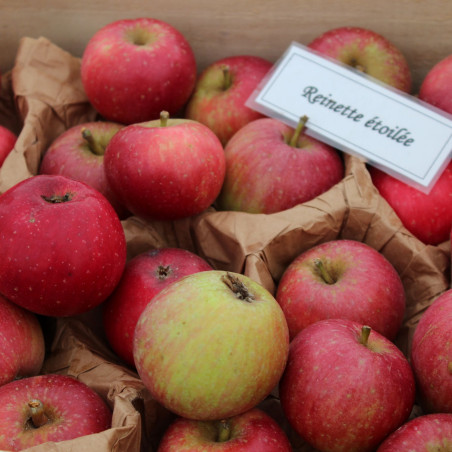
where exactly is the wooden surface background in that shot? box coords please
[1,0,452,92]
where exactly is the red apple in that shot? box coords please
[411,288,452,413]
[279,319,415,452]
[184,55,273,146]
[370,161,452,245]
[0,174,127,317]
[276,239,406,341]
[0,124,17,168]
[0,374,111,450]
[133,270,289,421]
[103,247,213,367]
[308,26,412,93]
[0,294,45,387]
[104,111,226,221]
[216,116,344,214]
[376,413,452,451]
[81,17,197,125]
[39,121,128,218]
[419,54,452,114]
[157,408,292,451]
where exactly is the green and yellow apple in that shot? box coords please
[133,270,289,421]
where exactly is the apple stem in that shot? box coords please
[160,111,170,127]
[314,258,335,284]
[81,128,105,156]
[28,399,49,428]
[41,193,73,203]
[220,64,232,90]
[216,419,231,442]
[221,273,255,303]
[359,325,372,347]
[289,115,309,147]
[157,265,171,280]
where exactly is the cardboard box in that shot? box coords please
[0,3,450,451]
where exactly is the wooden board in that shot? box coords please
[1,0,452,91]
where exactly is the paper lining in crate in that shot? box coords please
[0,36,450,451]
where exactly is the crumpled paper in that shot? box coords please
[0,36,450,452]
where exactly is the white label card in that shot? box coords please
[246,42,452,193]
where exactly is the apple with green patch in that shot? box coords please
[133,270,289,421]
[308,26,412,93]
[217,115,344,214]
[185,55,273,146]
[103,247,212,367]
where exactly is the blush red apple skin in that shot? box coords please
[419,54,452,114]
[0,374,111,451]
[133,270,289,421]
[0,294,45,386]
[103,247,212,367]
[217,117,344,214]
[0,174,127,317]
[81,17,197,125]
[370,162,452,245]
[184,55,273,146]
[39,121,128,219]
[308,26,412,93]
[279,319,415,452]
[157,408,292,451]
[104,117,226,221]
[276,239,406,341]
[0,125,17,167]
[410,289,452,414]
[376,413,452,451]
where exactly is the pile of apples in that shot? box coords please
[0,16,452,452]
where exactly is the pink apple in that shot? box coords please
[411,288,452,413]
[39,121,128,219]
[419,54,452,114]
[157,408,292,451]
[133,270,289,421]
[184,55,273,146]
[104,111,226,221]
[276,239,406,341]
[216,116,344,214]
[308,26,412,93]
[0,124,17,168]
[0,374,111,450]
[0,294,45,386]
[103,247,212,367]
[376,413,452,451]
[279,319,415,452]
[0,174,127,317]
[81,17,197,125]
[370,161,452,245]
